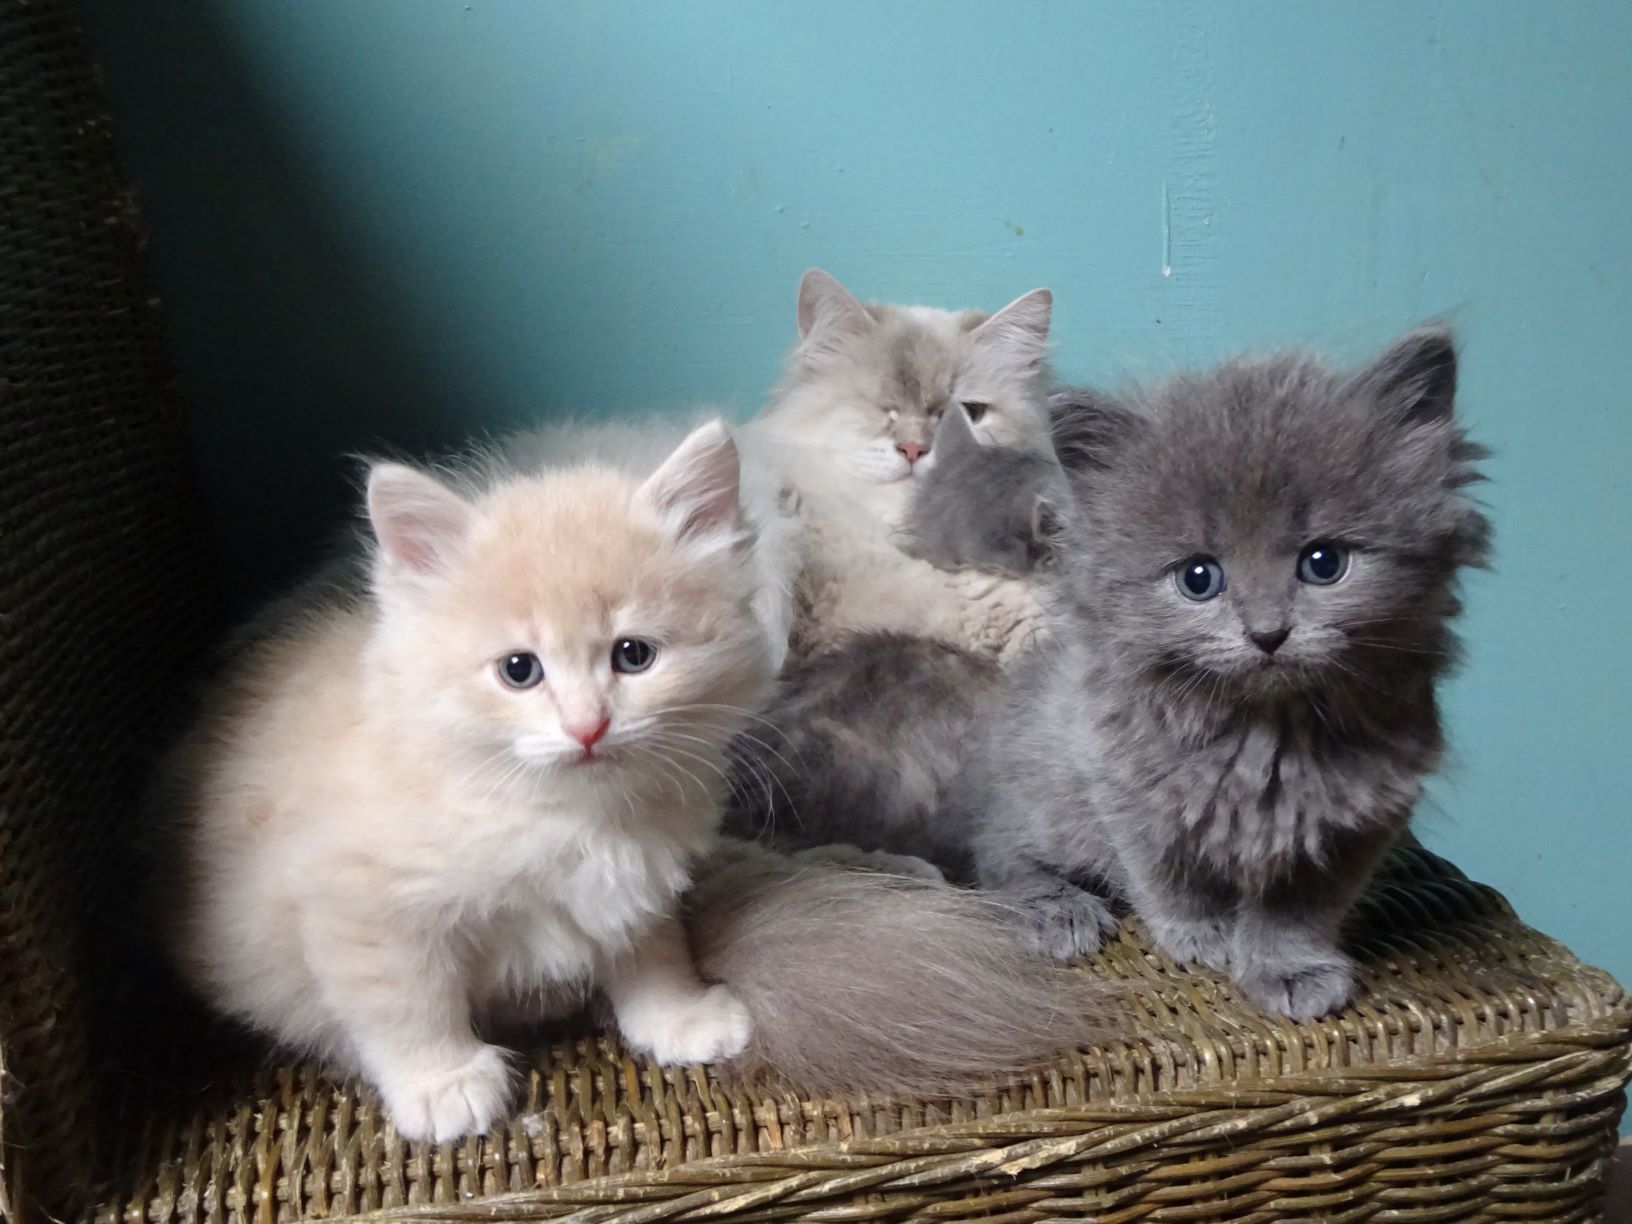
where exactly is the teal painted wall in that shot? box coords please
[79,2,1630,994]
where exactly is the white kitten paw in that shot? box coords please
[1150,916,1234,972]
[379,1044,515,1143]
[622,984,753,1065]
[1235,953,1355,1020]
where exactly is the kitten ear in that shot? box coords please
[796,268,874,343]
[1355,326,1458,427]
[1048,389,1144,474]
[1027,495,1067,568]
[367,462,475,577]
[1030,495,1063,544]
[638,420,741,541]
[971,288,1052,371]
[934,400,980,456]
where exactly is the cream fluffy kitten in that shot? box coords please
[159,423,770,1142]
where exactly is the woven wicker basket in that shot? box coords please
[2,3,1627,1222]
[79,844,1629,1224]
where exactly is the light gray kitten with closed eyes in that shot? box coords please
[958,329,1492,1019]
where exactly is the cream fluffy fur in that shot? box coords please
[158,422,774,1142]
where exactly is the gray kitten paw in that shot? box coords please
[1150,916,1234,972]
[1017,886,1119,960]
[1234,954,1355,1020]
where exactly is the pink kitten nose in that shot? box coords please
[896,439,927,465]
[567,715,610,748]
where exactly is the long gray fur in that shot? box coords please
[721,632,1000,876]
[957,328,1492,1019]
[687,841,1116,1096]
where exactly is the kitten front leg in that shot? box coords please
[606,912,752,1064]
[1230,903,1354,1020]
[303,909,514,1142]
[978,860,1119,960]
[1230,831,1395,1020]
[947,569,1050,663]
[1115,842,1236,972]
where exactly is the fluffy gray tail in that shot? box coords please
[686,843,1117,1098]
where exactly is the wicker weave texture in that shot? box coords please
[0,1,218,1218]
[93,846,1630,1224]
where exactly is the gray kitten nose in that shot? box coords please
[1249,627,1291,655]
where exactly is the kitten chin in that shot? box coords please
[963,327,1490,1021]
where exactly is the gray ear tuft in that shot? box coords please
[1357,326,1458,426]
[1049,389,1146,475]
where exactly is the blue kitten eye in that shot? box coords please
[612,638,657,674]
[1175,556,1226,601]
[498,652,543,689]
[1297,541,1349,585]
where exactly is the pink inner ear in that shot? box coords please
[368,464,472,575]
[639,423,742,541]
[382,505,460,573]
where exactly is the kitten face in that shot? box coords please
[1061,330,1490,703]
[761,269,1054,506]
[367,423,774,786]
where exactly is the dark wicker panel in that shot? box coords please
[0,1,219,1217]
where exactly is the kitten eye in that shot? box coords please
[612,638,657,674]
[498,652,544,689]
[1174,556,1226,601]
[961,400,989,424]
[1297,541,1349,585]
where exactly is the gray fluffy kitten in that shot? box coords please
[960,328,1492,1019]
[724,408,1069,869]
[902,403,1071,576]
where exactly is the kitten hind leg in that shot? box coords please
[607,912,753,1064]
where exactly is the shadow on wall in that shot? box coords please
[81,3,480,608]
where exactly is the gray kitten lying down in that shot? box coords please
[960,328,1491,1018]
[732,328,1491,1021]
